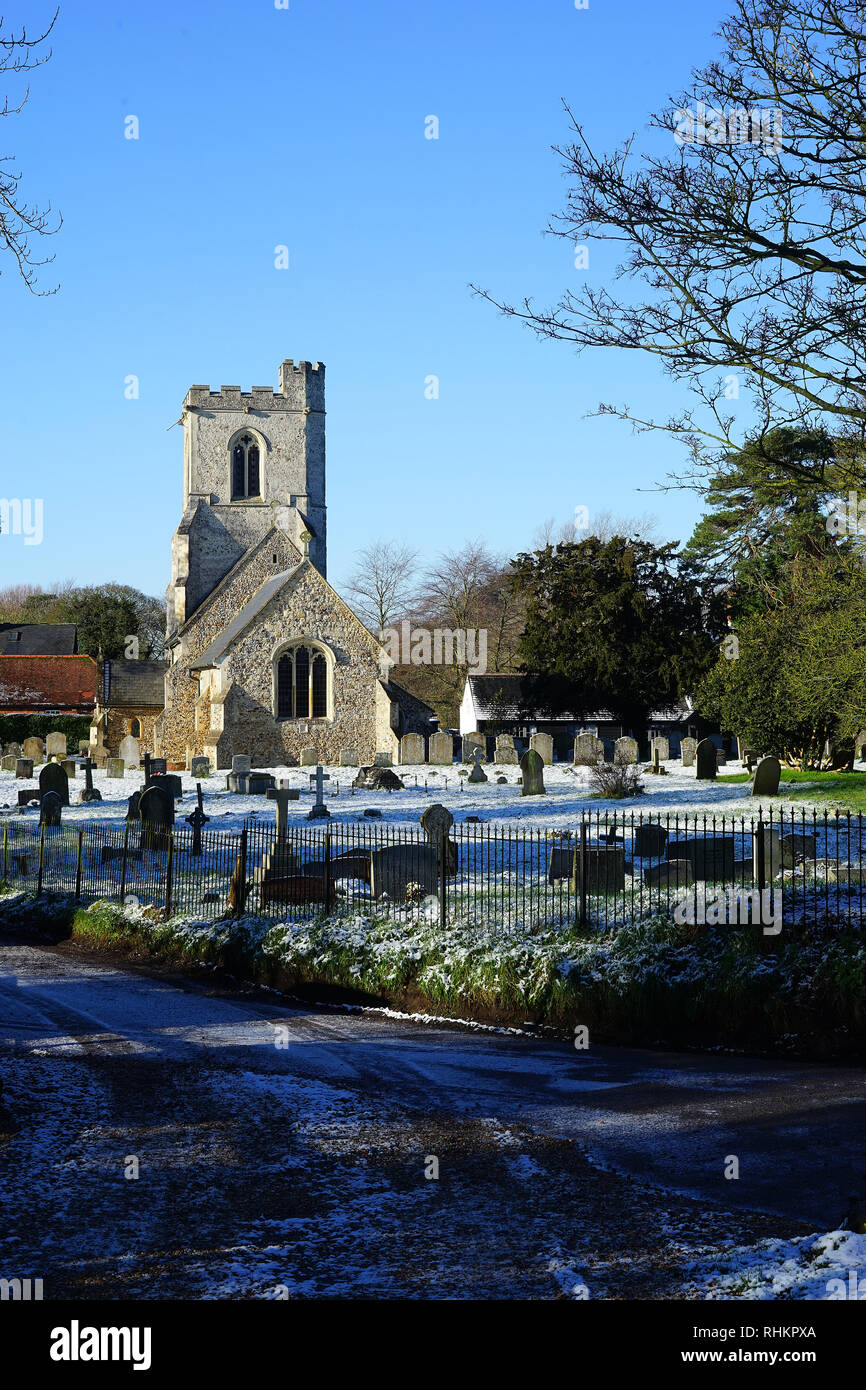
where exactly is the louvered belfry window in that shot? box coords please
[277,647,329,718]
[231,434,261,498]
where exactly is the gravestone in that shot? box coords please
[149,772,183,799]
[373,751,393,768]
[15,758,34,779]
[300,747,318,767]
[494,735,519,765]
[39,761,69,807]
[752,826,783,878]
[644,859,693,888]
[22,737,44,763]
[147,757,167,776]
[399,732,425,764]
[126,790,141,821]
[633,822,668,858]
[716,749,727,766]
[78,757,102,803]
[139,783,174,851]
[106,758,125,778]
[529,731,554,766]
[650,736,670,764]
[420,802,458,873]
[46,732,67,760]
[519,748,545,796]
[668,836,735,881]
[118,734,140,768]
[190,755,211,778]
[353,766,404,790]
[6,742,21,757]
[695,739,717,780]
[782,832,816,868]
[574,733,604,766]
[370,843,439,900]
[468,747,488,783]
[1,754,17,772]
[547,844,625,894]
[40,790,62,827]
[751,756,781,798]
[462,732,485,763]
[231,754,252,775]
[339,748,360,767]
[680,737,697,768]
[428,731,452,766]
[61,759,76,780]
[307,764,331,820]
[184,783,210,857]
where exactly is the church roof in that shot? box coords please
[101,659,167,708]
[189,566,303,669]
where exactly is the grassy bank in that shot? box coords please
[2,887,865,1058]
[718,767,866,811]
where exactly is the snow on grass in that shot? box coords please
[681,1229,866,1300]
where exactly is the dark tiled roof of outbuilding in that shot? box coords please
[102,660,167,708]
[0,623,77,656]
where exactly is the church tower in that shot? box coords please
[166,359,326,636]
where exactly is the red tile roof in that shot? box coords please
[0,655,98,714]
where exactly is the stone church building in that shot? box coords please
[149,358,433,769]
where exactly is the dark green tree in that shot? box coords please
[510,536,722,739]
[60,585,164,660]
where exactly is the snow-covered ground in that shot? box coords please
[0,757,851,836]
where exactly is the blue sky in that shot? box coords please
[0,0,734,600]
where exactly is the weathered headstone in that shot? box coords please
[547,844,625,894]
[370,842,439,899]
[428,731,453,766]
[650,736,670,763]
[40,790,62,827]
[1,754,17,772]
[231,754,252,776]
[339,748,360,767]
[751,756,781,798]
[39,761,69,807]
[680,737,697,768]
[633,822,668,858]
[574,733,604,766]
[6,742,21,758]
[668,836,735,881]
[22,736,44,763]
[399,732,425,764]
[106,758,125,778]
[139,783,174,851]
[752,826,782,878]
[494,734,519,766]
[782,832,816,868]
[61,759,76,780]
[716,749,727,767]
[468,747,488,783]
[45,732,67,760]
[695,739,717,780]
[126,790,141,821]
[118,734,141,769]
[529,731,554,766]
[15,758,34,779]
[300,747,318,767]
[461,732,485,763]
[519,748,545,796]
[373,751,393,768]
[644,859,693,888]
[420,802,458,873]
[190,755,211,778]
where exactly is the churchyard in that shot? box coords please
[2,735,865,937]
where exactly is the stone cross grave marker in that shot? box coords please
[184,782,210,856]
[307,765,331,820]
[266,785,296,837]
[468,747,488,783]
[519,748,545,796]
[79,757,102,802]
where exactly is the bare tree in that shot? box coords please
[534,509,659,547]
[473,0,866,482]
[345,539,419,634]
[1,8,60,293]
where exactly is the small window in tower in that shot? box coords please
[130,718,141,738]
[231,434,262,500]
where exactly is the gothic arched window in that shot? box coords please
[231,433,261,499]
[276,644,330,719]
[130,718,141,738]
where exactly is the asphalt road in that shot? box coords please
[1,938,863,1299]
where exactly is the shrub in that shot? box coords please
[588,761,644,799]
